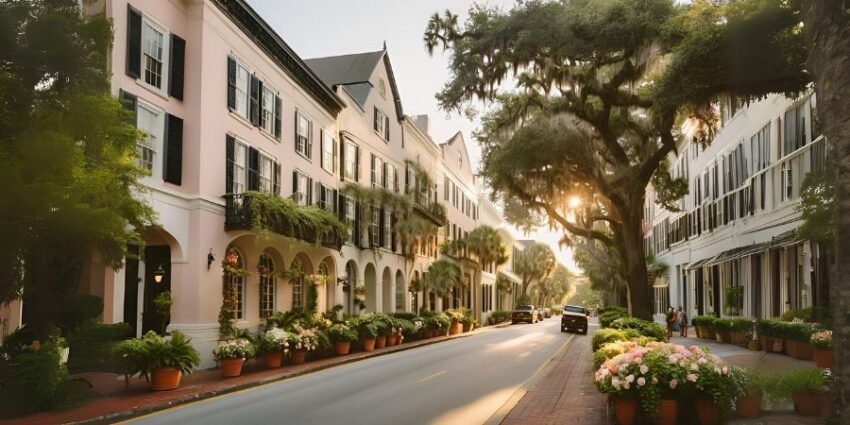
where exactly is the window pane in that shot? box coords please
[235,66,249,118]
[262,87,275,134]
[142,22,163,89]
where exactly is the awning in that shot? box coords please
[686,255,717,270]
[497,270,521,285]
[769,230,802,248]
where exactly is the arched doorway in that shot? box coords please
[258,252,276,319]
[220,247,246,335]
[344,260,358,315]
[364,263,377,313]
[395,270,405,312]
[318,257,335,312]
[290,253,313,311]
[382,267,392,313]
[122,228,182,337]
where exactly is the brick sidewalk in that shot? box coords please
[0,327,497,425]
[501,334,608,425]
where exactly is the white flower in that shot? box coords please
[623,381,630,390]
[687,374,698,382]
[691,363,699,371]
[625,374,635,383]
[722,367,729,376]
[669,379,678,389]
[640,365,649,375]
[612,377,621,389]
[637,377,646,386]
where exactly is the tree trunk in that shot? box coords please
[619,206,653,320]
[801,1,850,419]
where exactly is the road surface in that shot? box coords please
[129,318,577,425]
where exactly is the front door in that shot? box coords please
[141,245,171,335]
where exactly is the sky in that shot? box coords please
[246,0,579,273]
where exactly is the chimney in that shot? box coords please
[413,114,430,135]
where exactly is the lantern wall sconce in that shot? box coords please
[207,249,215,269]
[153,265,167,284]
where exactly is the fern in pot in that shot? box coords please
[116,331,200,391]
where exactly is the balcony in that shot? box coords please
[224,192,346,250]
[410,192,446,226]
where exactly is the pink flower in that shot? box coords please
[640,365,649,375]
[687,374,698,382]
[652,377,659,385]
[722,367,729,376]
[669,379,678,389]
[625,374,635,383]
[623,381,631,390]
[637,377,646,386]
[690,363,699,371]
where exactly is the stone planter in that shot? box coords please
[703,326,716,340]
[730,331,747,345]
[747,340,761,351]
[715,329,730,344]
[760,336,770,352]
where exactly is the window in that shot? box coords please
[444,177,450,200]
[318,185,336,212]
[232,141,247,193]
[291,260,303,309]
[343,140,357,181]
[294,171,310,206]
[386,164,397,193]
[261,86,276,135]
[370,207,380,247]
[224,249,246,320]
[371,155,384,188]
[136,104,161,174]
[781,160,793,201]
[344,197,356,244]
[259,253,276,319]
[296,112,312,159]
[234,63,250,118]
[395,275,405,311]
[259,155,273,193]
[142,21,167,90]
[321,131,337,174]
[374,107,389,141]
[383,209,392,250]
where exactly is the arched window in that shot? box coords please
[223,248,246,320]
[259,253,276,319]
[318,261,330,282]
[395,272,405,311]
[292,259,304,309]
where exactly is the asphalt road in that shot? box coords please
[128,317,575,425]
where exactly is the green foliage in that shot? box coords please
[0,0,156,339]
[796,166,835,248]
[609,317,667,341]
[490,310,512,323]
[463,225,509,268]
[390,312,418,321]
[537,265,572,307]
[1,325,39,358]
[650,160,690,212]
[348,316,379,339]
[326,324,358,343]
[58,294,104,331]
[514,243,556,296]
[67,322,132,373]
[780,307,833,328]
[395,318,417,339]
[592,328,629,351]
[756,319,784,338]
[116,331,200,378]
[599,309,629,328]
[777,368,827,396]
[212,338,255,360]
[240,191,348,249]
[691,315,716,328]
[3,334,70,412]
[723,286,744,315]
[713,317,753,333]
[420,259,462,297]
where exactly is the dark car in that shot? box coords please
[539,307,551,319]
[511,305,539,324]
[561,304,588,334]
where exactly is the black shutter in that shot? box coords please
[163,114,183,185]
[332,189,338,215]
[307,178,314,204]
[385,116,390,141]
[292,171,299,199]
[379,208,385,247]
[393,168,398,193]
[354,202,361,247]
[373,107,379,131]
[247,147,259,191]
[337,192,346,220]
[319,130,325,169]
[382,162,388,188]
[227,56,237,110]
[339,138,346,181]
[319,184,326,209]
[225,135,235,194]
[391,214,397,252]
[249,75,260,126]
[118,89,137,124]
[169,34,185,100]
[273,95,282,139]
[273,162,281,195]
[355,146,360,182]
[370,154,376,186]
[126,5,142,79]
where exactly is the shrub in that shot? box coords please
[777,368,827,398]
[592,329,629,351]
[394,318,416,340]
[1,325,38,359]
[784,321,817,342]
[490,310,512,322]
[258,327,298,353]
[609,317,667,341]
[3,334,70,411]
[326,324,358,343]
[780,307,832,327]
[213,338,255,360]
[810,330,832,350]
[691,316,716,328]
[116,331,200,379]
[59,294,104,331]
[756,319,784,338]
[598,306,628,315]
[713,318,754,333]
[348,317,379,340]
[599,309,628,328]
[67,322,132,373]
[390,312,418,321]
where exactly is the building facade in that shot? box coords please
[644,92,828,324]
[0,0,530,365]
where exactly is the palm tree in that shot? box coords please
[420,259,461,309]
[465,225,508,270]
[514,243,557,296]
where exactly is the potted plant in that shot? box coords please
[373,316,389,348]
[350,317,378,352]
[734,368,770,418]
[810,330,833,368]
[116,331,200,391]
[446,309,464,335]
[327,323,357,355]
[213,338,254,377]
[785,321,815,360]
[692,316,716,340]
[290,326,318,364]
[593,352,642,425]
[779,368,826,417]
[259,326,294,368]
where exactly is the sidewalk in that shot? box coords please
[501,332,608,425]
[1,326,500,425]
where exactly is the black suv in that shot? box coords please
[561,305,588,334]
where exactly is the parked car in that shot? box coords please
[511,305,539,324]
[561,304,588,334]
[539,307,552,319]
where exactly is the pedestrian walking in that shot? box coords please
[677,306,688,337]
[665,307,675,338]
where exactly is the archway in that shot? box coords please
[290,253,313,311]
[382,267,393,313]
[318,256,336,313]
[344,260,358,315]
[364,263,377,313]
[395,270,405,312]
[121,228,182,337]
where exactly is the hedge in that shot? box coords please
[599,309,628,328]
[591,329,629,351]
[608,317,667,342]
[713,317,754,333]
[780,307,832,328]
[691,315,716,327]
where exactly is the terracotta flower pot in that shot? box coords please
[814,349,834,368]
[291,349,307,364]
[731,331,746,345]
[786,340,799,358]
[335,341,351,356]
[747,340,761,351]
[264,351,284,369]
[760,336,770,352]
[363,338,376,352]
[797,342,814,360]
[793,393,822,417]
[657,399,678,425]
[612,397,637,425]
[219,357,245,377]
[375,335,387,348]
[736,394,761,418]
[772,338,784,353]
[695,398,717,425]
[449,322,463,335]
[694,326,702,338]
[388,334,399,346]
[151,366,181,391]
[704,326,716,340]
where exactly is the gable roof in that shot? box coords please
[305,49,404,120]
[210,0,344,116]
[441,131,474,173]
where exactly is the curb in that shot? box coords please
[75,327,503,425]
